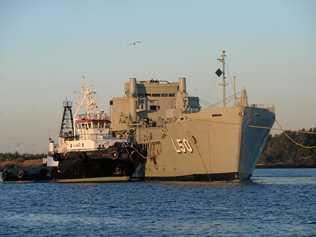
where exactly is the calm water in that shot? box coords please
[0,169,315,237]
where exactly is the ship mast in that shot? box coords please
[233,75,237,105]
[59,100,74,139]
[217,50,227,107]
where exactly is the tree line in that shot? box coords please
[0,152,45,161]
[259,128,316,167]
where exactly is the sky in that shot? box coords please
[0,0,315,153]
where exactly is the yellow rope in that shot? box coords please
[191,117,316,149]
[275,120,316,149]
[249,121,316,149]
[249,124,316,135]
[168,133,210,180]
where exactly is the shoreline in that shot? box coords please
[256,164,316,169]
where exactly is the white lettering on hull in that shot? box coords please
[170,137,193,154]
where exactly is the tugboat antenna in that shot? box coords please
[59,100,74,139]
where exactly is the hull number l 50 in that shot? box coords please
[171,138,193,153]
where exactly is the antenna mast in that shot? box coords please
[217,50,227,107]
[233,75,237,105]
[59,100,74,139]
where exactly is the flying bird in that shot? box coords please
[129,41,142,46]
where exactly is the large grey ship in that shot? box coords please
[48,50,275,182]
[109,50,275,181]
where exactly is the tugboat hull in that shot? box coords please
[54,145,144,179]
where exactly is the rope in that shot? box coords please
[275,120,316,149]
[195,117,316,149]
[168,133,210,180]
[191,135,210,181]
[249,120,316,149]
[130,146,147,160]
[249,125,316,135]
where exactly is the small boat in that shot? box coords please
[0,163,52,182]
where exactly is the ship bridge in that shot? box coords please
[110,78,201,132]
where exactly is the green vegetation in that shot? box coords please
[0,152,45,161]
[259,128,316,167]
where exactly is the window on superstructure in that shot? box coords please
[150,105,160,111]
[138,97,146,110]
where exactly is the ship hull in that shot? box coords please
[143,106,275,181]
[239,107,275,179]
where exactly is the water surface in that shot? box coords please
[0,169,315,237]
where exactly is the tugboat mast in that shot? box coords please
[217,50,227,107]
[59,100,74,139]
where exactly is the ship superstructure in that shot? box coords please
[57,84,125,153]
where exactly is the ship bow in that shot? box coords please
[239,106,275,180]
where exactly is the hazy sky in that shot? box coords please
[0,0,315,153]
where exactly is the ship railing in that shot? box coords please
[249,104,275,112]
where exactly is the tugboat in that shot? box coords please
[49,82,145,180]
